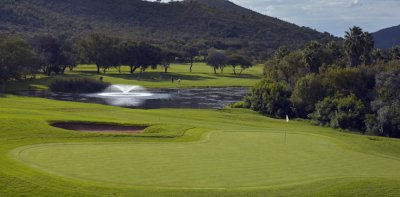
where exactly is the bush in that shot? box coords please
[291,74,325,118]
[309,94,366,131]
[228,101,244,108]
[49,78,110,93]
[244,78,292,118]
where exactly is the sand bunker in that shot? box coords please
[51,122,145,134]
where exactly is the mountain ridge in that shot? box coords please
[0,0,336,59]
[372,24,400,48]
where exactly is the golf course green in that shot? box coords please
[1,95,400,196]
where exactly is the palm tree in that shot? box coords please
[344,26,364,67]
[362,32,375,65]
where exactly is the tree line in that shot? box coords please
[0,34,253,91]
[244,26,400,138]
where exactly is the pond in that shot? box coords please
[17,86,249,109]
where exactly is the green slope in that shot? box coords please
[1,96,400,196]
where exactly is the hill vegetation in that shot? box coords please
[0,0,335,60]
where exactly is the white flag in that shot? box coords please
[286,115,289,122]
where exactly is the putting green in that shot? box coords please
[12,131,400,189]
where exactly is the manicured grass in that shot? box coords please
[1,96,400,196]
[6,63,264,91]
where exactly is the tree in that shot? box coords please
[344,26,374,67]
[361,32,374,65]
[274,46,289,63]
[321,67,375,102]
[0,36,36,91]
[227,54,252,75]
[206,49,227,74]
[390,46,400,60]
[79,34,121,74]
[121,41,139,74]
[264,50,307,87]
[367,71,400,137]
[136,42,162,73]
[244,78,292,118]
[303,41,322,73]
[161,50,178,73]
[323,41,345,67]
[291,74,325,117]
[185,47,198,73]
[309,94,366,131]
[30,35,77,75]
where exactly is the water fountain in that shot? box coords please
[85,85,170,107]
[97,85,153,97]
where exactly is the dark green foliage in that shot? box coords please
[309,94,366,131]
[344,26,374,67]
[258,29,400,137]
[0,0,336,61]
[206,49,228,74]
[367,71,400,137]
[0,36,36,91]
[264,50,308,87]
[184,47,199,73]
[78,34,121,74]
[227,101,244,108]
[244,78,292,118]
[291,74,324,118]
[303,41,322,73]
[49,78,110,93]
[320,67,375,102]
[227,54,253,75]
[30,35,77,75]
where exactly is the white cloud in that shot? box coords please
[229,0,400,36]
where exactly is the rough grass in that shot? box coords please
[6,63,264,91]
[1,96,400,196]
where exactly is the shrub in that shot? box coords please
[244,78,292,118]
[291,74,325,118]
[49,78,110,93]
[228,101,244,108]
[309,94,366,131]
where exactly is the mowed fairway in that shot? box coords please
[13,132,400,188]
[2,96,400,196]
[6,63,264,91]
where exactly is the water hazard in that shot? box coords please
[17,85,249,109]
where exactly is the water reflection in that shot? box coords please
[16,86,249,109]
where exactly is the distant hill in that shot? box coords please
[0,0,336,59]
[373,25,400,48]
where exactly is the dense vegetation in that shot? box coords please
[0,33,257,91]
[245,26,400,138]
[0,0,336,60]
[49,78,110,93]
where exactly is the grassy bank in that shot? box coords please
[6,63,264,92]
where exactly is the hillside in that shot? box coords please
[373,25,400,48]
[0,0,336,59]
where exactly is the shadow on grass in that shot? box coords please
[216,73,261,79]
[100,72,217,82]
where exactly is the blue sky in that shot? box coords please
[230,0,400,37]
[150,0,400,37]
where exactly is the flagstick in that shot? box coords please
[285,115,289,144]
